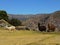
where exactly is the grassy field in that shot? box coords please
[0,28,60,45]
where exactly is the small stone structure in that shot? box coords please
[0,19,11,27]
[16,26,29,30]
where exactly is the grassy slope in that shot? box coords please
[0,28,60,45]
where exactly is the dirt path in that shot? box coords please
[26,35,60,45]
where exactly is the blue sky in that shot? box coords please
[0,0,60,14]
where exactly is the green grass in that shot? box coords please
[0,28,60,45]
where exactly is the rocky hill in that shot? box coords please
[8,11,60,31]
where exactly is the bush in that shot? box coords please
[9,18,22,26]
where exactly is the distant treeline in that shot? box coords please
[0,10,22,26]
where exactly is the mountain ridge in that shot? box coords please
[8,11,60,30]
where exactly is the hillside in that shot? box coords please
[8,11,60,31]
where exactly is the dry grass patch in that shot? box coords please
[0,29,60,45]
